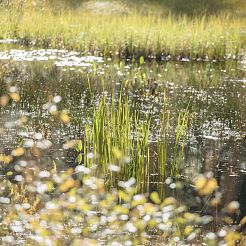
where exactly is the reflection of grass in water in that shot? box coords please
[0,3,245,59]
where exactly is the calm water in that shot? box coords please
[0,45,246,218]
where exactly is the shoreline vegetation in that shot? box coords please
[0,1,245,61]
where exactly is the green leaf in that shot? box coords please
[76,153,82,165]
[120,61,123,70]
[52,160,57,173]
[76,140,83,152]
[150,191,161,204]
[139,56,144,65]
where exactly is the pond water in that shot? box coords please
[0,45,246,220]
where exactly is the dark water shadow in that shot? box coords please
[158,0,231,16]
[37,0,223,13]
[28,0,246,17]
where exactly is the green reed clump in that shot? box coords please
[81,92,150,188]
[74,88,189,192]
[171,111,189,177]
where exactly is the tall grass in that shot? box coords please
[0,4,245,60]
[75,88,188,192]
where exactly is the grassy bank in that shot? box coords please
[0,3,245,60]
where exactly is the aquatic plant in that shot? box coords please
[75,90,186,189]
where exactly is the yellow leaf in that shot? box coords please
[240,216,246,225]
[46,181,54,192]
[78,200,90,212]
[118,190,130,202]
[223,216,234,225]
[0,95,9,106]
[31,147,42,157]
[59,178,75,192]
[114,205,129,214]
[150,191,161,204]
[11,147,25,157]
[210,197,221,207]
[176,217,186,224]
[227,201,240,213]
[60,112,70,124]
[194,175,207,190]
[194,175,217,196]
[20,116,28,124]
[134,220,144,229]
[144,203,157,214]
[148,219,157,228]
[224,230,241,245]
[162,197,177,206]
[184,212,196,221]
[0,155,13,164]
[131,195,146,207]
[184,225,193,236]
[10,93,20,102]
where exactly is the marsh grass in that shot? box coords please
[0,4,245,60]
[171,111,189,177]
[74,88,189,193]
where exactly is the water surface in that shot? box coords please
[0,45,245,218]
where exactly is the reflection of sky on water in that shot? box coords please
[0,39,18,44]
[0,49,103,67]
